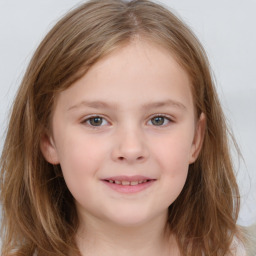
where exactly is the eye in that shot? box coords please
[83,116,108,127]
[148,115,172,126]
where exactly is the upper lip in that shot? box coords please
[102,175,155,182]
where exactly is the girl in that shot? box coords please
[0,0,248,255]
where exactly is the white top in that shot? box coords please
[230,237,247,256]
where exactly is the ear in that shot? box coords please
[189,112,206,164]
[40,132,60,165]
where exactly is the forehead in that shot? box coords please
[90,39,190,81]
[55,39,194,113]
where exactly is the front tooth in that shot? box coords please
[115,180,121,185]
[121,181,130,186]
[138,180,143,184]
[131,181,139,186]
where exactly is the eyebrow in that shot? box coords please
[67,99,187,112]
[142,100,187,111]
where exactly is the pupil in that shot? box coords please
[152,117,164,125]
[90,117,102,126]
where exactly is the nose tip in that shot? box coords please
[111,131,149,164]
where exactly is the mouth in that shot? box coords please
[104,179,152,186]
[101,176,156,193]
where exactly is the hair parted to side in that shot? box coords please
[0,0,242,255]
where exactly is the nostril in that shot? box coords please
[118,156,144,161]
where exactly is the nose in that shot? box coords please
[111,127,149,164]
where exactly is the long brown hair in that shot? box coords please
[0,0,242,255]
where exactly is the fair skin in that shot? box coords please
[41,39,205,256]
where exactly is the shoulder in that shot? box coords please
[242,224,256,256]
[229,236,247,256]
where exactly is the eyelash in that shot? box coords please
[148,114,173,126]
[81,115,109,128]
[81,114,173,128]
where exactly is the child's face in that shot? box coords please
[41,40,205,228]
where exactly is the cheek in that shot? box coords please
[54,131,107,191]
[150,130,193,203]
[57,128,106,165]
[157,148,189,206]
[151,130,193,172]
[159,141,189,191]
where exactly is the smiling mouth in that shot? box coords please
[104,179,152,186]
[102,175,156,193]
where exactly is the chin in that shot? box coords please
[103,207,164,228]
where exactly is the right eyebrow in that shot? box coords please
[67,100,116,111]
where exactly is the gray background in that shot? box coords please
[0,0,255,226]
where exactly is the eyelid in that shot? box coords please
[147,114,174,126]
[148,113,174,120]
[81,115,110,128]
[80,113,174,128]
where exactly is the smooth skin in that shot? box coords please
[41,38,205,256]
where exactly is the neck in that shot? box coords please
[76,212,179,256]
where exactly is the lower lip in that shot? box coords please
[102,180,155,193]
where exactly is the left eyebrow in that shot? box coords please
[142,99,187,111]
